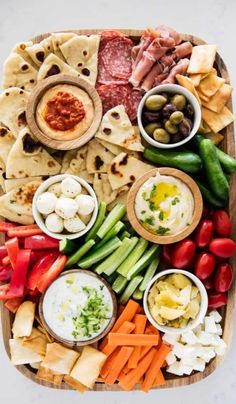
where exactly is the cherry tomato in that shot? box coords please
[195,220,214,248]
[202,206,212,220]
[171,239,196,269]
[212,210,232,237]
[202,276,214,291]
[209,238,236,258]
[162,245,173,266]
[194,252,216,280]
[214,263,233,293]
[208,291,227,310]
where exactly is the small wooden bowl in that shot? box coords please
[26,74,102,150]
[39,269,117,348]
[127,167,203,244]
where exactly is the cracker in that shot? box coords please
[187,45,217,74]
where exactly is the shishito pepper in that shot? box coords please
[26,252,59,291]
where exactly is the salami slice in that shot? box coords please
[102,37,133,80]
[97,84,143,122]
[99,30,124,52]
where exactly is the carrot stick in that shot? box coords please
[122,362,131,374]
[117,370,126,382]
[145,323,160,335]
[108,333,159,347]
[141,344,171,393]
[99,300,139,350]
[100,348,121,379]
[128,314,147,368]
[102,321,135,356]
[119,348,156,391]
[105,347,134,385]
[153,369,166,387]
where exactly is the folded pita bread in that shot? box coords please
[25,36,53,66]
[60,35,100,85]
[0,126,15,164]
[61,149,78,173]
[4,177,44,193]
[10,338,44,365]
[22,328,48,356]
[96,105,144,152]
[6,127,61,178]
[37,53,79,81]
[86,139,114,174]
[65,144,93,183]
[108,152,153,190]
[0,87,29,137]
[12,301,35,338]
[0,156,5,187]
[12,41,38,68]
[97,138,140,159]
[51,32,77,60]
[2,53,38,91]
[0,179,42,224]
[41,342,79,375]
[36,366,63,386]
[93,173,128,204]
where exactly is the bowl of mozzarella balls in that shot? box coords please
[32,174,98,240]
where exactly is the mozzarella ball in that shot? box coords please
[48,182,61,198]
[55,198,78,219]
[76,194,95,215]
[45,213,64,233]
[36,192,57,215]
[64,215,86,233]
[61,177,81,198]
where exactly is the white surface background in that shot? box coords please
[0,0,236,403]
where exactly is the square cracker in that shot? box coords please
[36,366,63,386]
[187,45,217,74]
[41,342,80,375]
[197,71,225,98]
[202,106,234,133]
[176,74,201,104]
[202,83,232,113]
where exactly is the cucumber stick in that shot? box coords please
[132,287,144,300]
[119,276,143,305]
[116,238,149,277]
[95,237,138,276]
[85,202,106,242]
[59,238,77,254]
[65,240,95,268]
[103,271,118,284]
[112,274,128,294]
[97,204,126,239]
[93,221,124,251]
[78,237,121,268]
[139,254,160,291]
[127,245,160,280]
[120,230,131,241]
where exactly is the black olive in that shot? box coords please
[185,103,194,119]
[162,103,177,119]
[142,110,161,123]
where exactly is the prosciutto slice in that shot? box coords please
[162,58,189,84]
[173,42,193,60]
[155,25,181,45]
[141,55,175,91]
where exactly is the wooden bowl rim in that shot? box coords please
[26,73,102,151]
[38,269,117,347]
[127,167,203,244]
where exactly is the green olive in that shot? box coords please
[164,120,178,134]
[145,95,167,111]
[153,128,170,143]
[144,122,162,136]
[171,94,186,110]
[169,111,184,125]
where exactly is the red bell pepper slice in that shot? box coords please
[5,237,19,269]
[2,256,10,266]
[0,245,7,260]
[0,284,21,300]
[0,265,13,282]
[4,296,24,313]
[26,252,59,290]
[8,225,43,238]
[8,249,31,297]
[24,235,59,250]
[37,254,67,293]
[0,222,17,233]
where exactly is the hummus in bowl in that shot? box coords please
[36,84,94,141]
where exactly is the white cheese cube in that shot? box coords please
[209,310,222,323]
[166,351,177,366]
[191,358,206,372]
[214,339,227,356]
[198,331,215,346]
[178,360,193,375]
[200,347,216,362]
[181,330,199,345]
[216,323,222,336]
[167,361,184,376]
[172,342,187,358]
[204,316,218,334]
[162,333,180,345]
[210,334,222,347]
[191,344,206,357]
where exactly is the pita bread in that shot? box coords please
[93,173,128,204]
[202,83,232,113]
[108,152,153,190]
[70,346,106,389]
[0,87,29,137]
[0,126,15,164]
[4,177,44,193]
[96,105,144,151]
[202,106,234,133]
[29,362,41,370]
[63,375,87,393]
[0,180,42,224]
[6,128,61,178]
[22,328,48,356]
[25,36,53,66]
[97,138,140,159]
[65,145,93,183]
[197,70,225,98]
[51,32,77,59]
[0,156,5,187]
[60,35,100,85]
[61,149,79,173]
[187,45,217,74]
[86,139,114,174]
[10,338,44,365]
[107,190,129,211]
[176,75,201,104]
[36,366,63,386]
[2,53,38,91]
[12,41,38,68]
[41,342,79,375]
[37,53,79,81]
[12,301,35,338]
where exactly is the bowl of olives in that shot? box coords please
[137,84,201,149]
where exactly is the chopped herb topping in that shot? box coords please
[149,201,156,211]
[141,210,146,215]
[158,211,164,221]
[164,193,169,198]
[156,226,170,235]
[145,216,155,226]
[142,191,148,201]
[66,278,73,285]
[171,197,180,205]
[181,212,184,218]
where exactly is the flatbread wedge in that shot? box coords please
[41,342,80,375]
[10,338,44,365]
[37,53,79,81]
[4,177,44,193]
[12,41,38,68]
[86,139,114,173]
[0,126,15,164]
[93,173,128,204]
[0,87,29,137]
[22,328,48,356]
[2,53,38,91]
[25,36,53,67]
[6,127,61,178]
[187,45,217,74]
[51,32,77,60]
[12,301,35,338]
[65,145,93,183]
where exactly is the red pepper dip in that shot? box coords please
[44,91,86,131]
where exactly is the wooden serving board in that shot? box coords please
[0,29,235,391]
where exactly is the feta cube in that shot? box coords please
[216,324,222,335]
[204,316,218,334]
[178,360,193,375]
[167,361,184,376]
[172,342,186,358]
[166,351,177,366]
[198,331,215,346]
[209,310,222,323]
[162,333,180,345]
[191,358,206,372]
[200,347,216,362]
[181,330,199,345]
[214,339,227,356]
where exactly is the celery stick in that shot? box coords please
[85,201,106,242]
[93,221,125,251]
[96,237,138,276]
[132,287,144,300]
[139,254,160,292]
[97,204,126,239]
[119,276,143,305]
[65,240,95,268]
[127,245,160,280]
[116,238,148,277]
[112,274,128,294]
[119,230,131,241]
[103,271,118,285]
[78,237,121,268]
